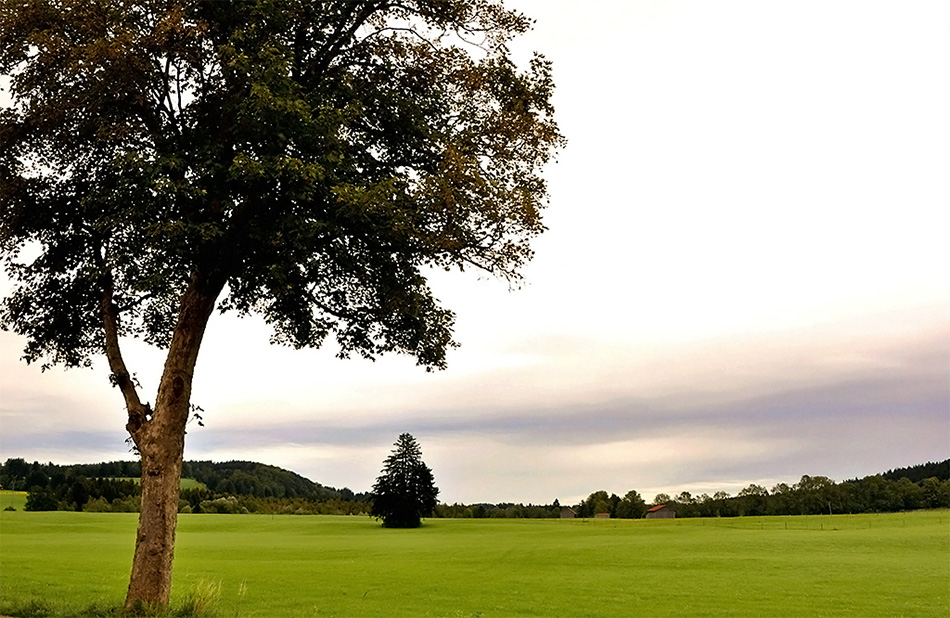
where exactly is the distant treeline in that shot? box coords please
[878,460,949,483]
[3,457,947,517]
[438,460,950,519]
[182,460,358,501]
[0,458,359,499]
[435,502,562,519]
[0,458,368,514]
[570,473,949,520]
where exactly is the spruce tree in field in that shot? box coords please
[371,433,439,528]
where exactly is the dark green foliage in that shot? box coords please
[371,433,439,528]
[24,486,59,511]
[4,458,365,513]
[433,502,561,518]
[0,0,564,373]
[654,473,950,518]
[879,459,949,483]
[183,460,340,500]
[575,490,612,518]
[616,490,648,519]
[21,475,140,512]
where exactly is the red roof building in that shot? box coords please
[645,504,675,519]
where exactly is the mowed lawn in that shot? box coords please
[0,490,27,510]
[0,506,947,617]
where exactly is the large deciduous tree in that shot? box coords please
[0,0,563,608]
[370,432,438,528]
[616,489,647,519]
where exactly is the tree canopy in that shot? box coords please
[371,432,439,528]
[0,0,563,372]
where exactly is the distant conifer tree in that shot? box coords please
[371,433,439,528]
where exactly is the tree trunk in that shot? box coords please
[123,273,223,609]
[125,424,186,608]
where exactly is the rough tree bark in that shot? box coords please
[103,271,224,608]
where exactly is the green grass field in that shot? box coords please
[1,490,27,511]
[104,478,207,491]
[1,504,947,617]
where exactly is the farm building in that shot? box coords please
[595,513,610,518]
[560,507,577,519]
[645,504,675,519]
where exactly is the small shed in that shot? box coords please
[594,512,611,519]
[645,504,675,519]
[560,506,577,519]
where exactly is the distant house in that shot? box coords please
[595,512,610,519]
[560,506,577,519]
[645,504,675,519]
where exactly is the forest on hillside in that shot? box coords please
[878,460,949,483]
[2,457,947,518]
[0,458,366,514]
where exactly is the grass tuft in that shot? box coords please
[175,579,221,618]
[0,597,123,618]
[4,598,54,618]
[0,592,221,618]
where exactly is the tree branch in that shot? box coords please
[100,280,151,442]
[305,0,389,82]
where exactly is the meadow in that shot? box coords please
[103,478,207,490]
[0,494,947,617]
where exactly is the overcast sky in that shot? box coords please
[1,0,947,505]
